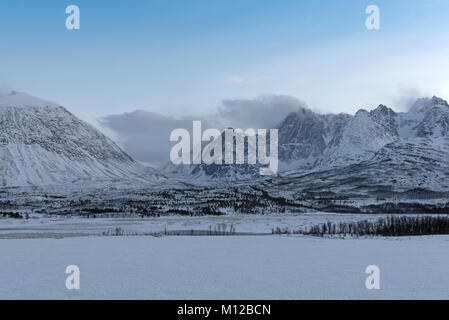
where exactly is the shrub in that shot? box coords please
[304,215,449,237]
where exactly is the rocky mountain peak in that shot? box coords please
[430,96,448,107]
[372,104,396,116]
[409,96,449,113]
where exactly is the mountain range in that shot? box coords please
[165,95,449,194]
[1,90,449,207]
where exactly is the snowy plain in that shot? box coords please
[0,213,421,238]
[1,214,449,300]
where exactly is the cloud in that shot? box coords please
[227,77,245,83]
[392,86,425,112]
[225,76,270,84]
[217,95,307,129]
[99,95,307,166]
[98,110,197,166]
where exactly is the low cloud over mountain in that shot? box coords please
[99,95,308,166]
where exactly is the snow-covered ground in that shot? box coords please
[2,214,449,299]
[1,235,449,299]
[0,213,420,238]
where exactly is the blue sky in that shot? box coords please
[1,0,449,123]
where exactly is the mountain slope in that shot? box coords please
[276,137,449,195]
[0,91,163,187]
[321,105,399,167]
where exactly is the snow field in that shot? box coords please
[1,235,449,299]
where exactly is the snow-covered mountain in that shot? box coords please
[2,90,448,200]
[2,92,449,215]
[165,95,449,194]
[275,137,449,196]
[0,91,163,187]
[278,108,351,165]
[321,104,399,167]
[321,97,449,167]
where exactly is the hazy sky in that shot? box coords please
[1,0,449,122]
